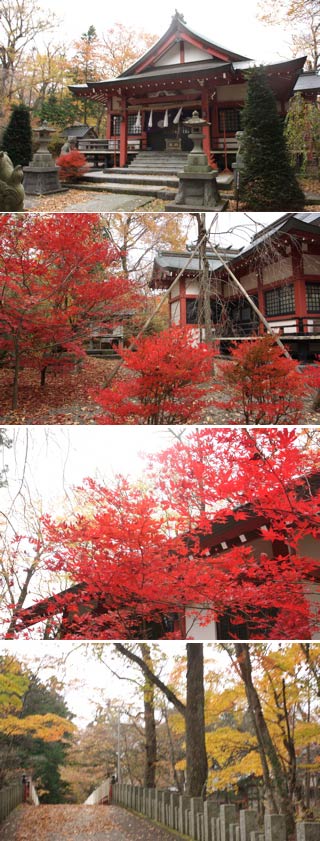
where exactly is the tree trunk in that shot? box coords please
[196,213,213,345]
[140,643,157,788]
[186,643,208,797]
[12,332,20,409]
[115,643,208,797]
[234,644,295,833]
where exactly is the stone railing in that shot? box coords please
[84,778,112,805]
[28,781,39,806]
[0,782,24,823]
[112,783,320,841]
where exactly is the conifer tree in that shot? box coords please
[240,67,305,210]
[1,104,33,167]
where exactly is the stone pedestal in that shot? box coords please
[168,170,227,211]
[166,110,228,211]
[23,121,63,195]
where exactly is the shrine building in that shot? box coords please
[69,12,320,169]
[151,212,320,359]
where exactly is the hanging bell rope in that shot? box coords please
[148,110,153,128]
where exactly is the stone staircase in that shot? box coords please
[127,150,189,174]
[78,151,233,201]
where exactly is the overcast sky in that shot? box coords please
[0,640,213,726]
[40,0,295,65]
[1,426,176,514]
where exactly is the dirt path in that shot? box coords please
[0,804,185,841]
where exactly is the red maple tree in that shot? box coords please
[216,335,307,424]
[0,213,137,408]
[92,326,217,424]
[10,428,319,641]
[56,149,90,180]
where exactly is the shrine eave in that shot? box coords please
[84,60,233,91]
[294,72,320,92]
[69,55,307,103]
[209,212,320,277]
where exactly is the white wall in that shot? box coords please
[262,256,293,284]
[303,254,320,275]
[170,299,181,324]
[267,319,297,334]
[239,271,258,291]
[185,607,218,639]
[155,43,181,66]
[184,43,213,63]
[217,83,247,102]
[185,279,202,295]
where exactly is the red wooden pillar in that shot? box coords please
[257,266,265,334]
[201,89,211,165]
[292,242,307,331]
[106,106,111,140]
[180,277,187,327]
[119,97,128,167]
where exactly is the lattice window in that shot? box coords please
[186,298,198,324]
[128,114,142,134]
[306,283,320,313]
[218,108,242,133]
[265,285,295,316]
[112,116,120,136]
[112,114,143,136]
[186,297,222,325]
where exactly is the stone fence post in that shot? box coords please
[220,805,237,841]
[264,813,286,841]
[190,797,204,839]
[204,801,220,841]
[240,810,259,841]
[179,794,191,835]
[296,823,320,841]
[106,784,320,841]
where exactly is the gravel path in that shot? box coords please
[0,804,186,841]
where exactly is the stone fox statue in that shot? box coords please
[0,151,25,211]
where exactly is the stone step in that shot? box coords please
[105,167,233,187]
[82,171,179,188]
[128,153,188,168]
[130,154,188,160]
[131,152,188,158]
[127,166,183,176]
[73,181,176,200]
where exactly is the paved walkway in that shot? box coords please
[1,804,185,840]
[24,193,151,212]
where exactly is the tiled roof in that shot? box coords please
[294,73,320,91]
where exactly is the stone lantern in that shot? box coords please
[23,121,62,195]
[166,110,227,211]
